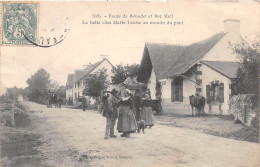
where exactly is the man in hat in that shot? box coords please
[82,96,87,111]
[103,89,119,139]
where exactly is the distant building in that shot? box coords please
[66,58,115,104]
[66,74,74,102]
[138,19,242,115]
[17,95,23,101]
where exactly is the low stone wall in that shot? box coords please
[229,94,259,128]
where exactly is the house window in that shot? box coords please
[206,82,224,103]
[171,77,183,102]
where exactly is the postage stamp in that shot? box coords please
[1,2,38,46]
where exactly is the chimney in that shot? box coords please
[223,19,240,34]
[83,64,92,69]
[100,55,110,60]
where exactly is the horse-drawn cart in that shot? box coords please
[46,89,62,108]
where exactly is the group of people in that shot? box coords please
[101,88,155,139]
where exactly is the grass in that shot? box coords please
[0,101,49,167]
[155,114,259,143]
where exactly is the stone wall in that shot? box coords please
[229,94,259,128]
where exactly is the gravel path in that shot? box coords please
[20,101,260,167]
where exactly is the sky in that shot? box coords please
[1,1,259,89]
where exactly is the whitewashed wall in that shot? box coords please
[78,80,85,97]
[200,64,232,115]
[159,74,196,114]
[72,82,80,104]
[71,59,116,104]
[66,87,73,100]
[202,25,242,62]
[147,69,157,100]
[91,59,114,83]
[91,59,118,91]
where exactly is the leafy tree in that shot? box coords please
[0,86,26,102]
[58,85,66,103]
[83,68,109,98]
[6,86,26,100]
[111,64,140,85]
[26,68,51,104]
[231,37,260,100]
[48,80,59,91]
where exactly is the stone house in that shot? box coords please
[65,74,74,102]
[66,58,115,104]
[138,19,242,115]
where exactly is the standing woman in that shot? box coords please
[133,90,142,122]
[140,93,155,128]
[117,89,137,138]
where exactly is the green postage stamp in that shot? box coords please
[1,2,38,46]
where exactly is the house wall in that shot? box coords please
[71,59,116,104]
[91,59,117,91]
[159,74,196,114]
[91,59,114,83]
[157,64,231,115]
[147,69,157,100]
[66,87,73,100]
[202,30,241,62]
[72,81,81,104]
[77,79,85,97]
[200,63,232,115]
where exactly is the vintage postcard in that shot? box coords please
[0,1,259,167]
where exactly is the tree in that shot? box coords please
[83,68,109,98]
[111,64,140,85]
[48,80,59,91]
[58,85,66,103]
[231,37,260,100]
[26,68,51,103]
[6,86,26,100]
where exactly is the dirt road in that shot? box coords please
[7,101,260,167]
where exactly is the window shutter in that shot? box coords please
[171,79,175,102]
[180,79,183,102]
[210,85,214,102]
[206,85,210,103]
[219,83,224,103]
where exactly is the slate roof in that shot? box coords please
[72,58,113,83]
[144,32,226,80]
[74,70,86,82]
[201,60,240,78]
[66,74,74,85]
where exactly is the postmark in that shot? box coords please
[24,17,70,48]
[1,2,38,46]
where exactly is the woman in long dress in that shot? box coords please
[133,90,142,122]
[117,89,137,138]
[140,93,155,128]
